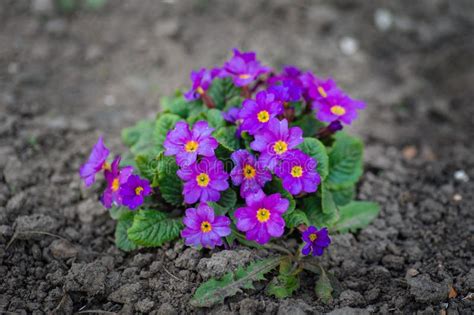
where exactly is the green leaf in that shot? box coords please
[267,257,301,298]
[333,201,380,233]
[109,206,129,220]
[321,184,337,215]
[302,195,340,228]
[206,109,226,129]
[283,209,309,228]
[187,111,207,127]
[315,266,333,304]
[265,178,296,214]
[115,212,138,252]
[292,114,325,137]
[214,126,240,151]
[154,153,183,206]
[327,132,363,188]
[218,188,237,208]
[121,119,161,157]
[331,184,355,206]
[161,93,191,118]
[85,0,107,10]
[127,209,183,247]
[298,138,329,180]
[135,154,159,183]
[208,78,242,110]
[208,202,228,216]
[224,96,244,111]
[155,113,182,150]
[190,257,281,307]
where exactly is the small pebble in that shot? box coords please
[339,36,359,56]
[453,194,462,202]
[374,8,393,31]
[104,94,116,106]
[454,170,469,182]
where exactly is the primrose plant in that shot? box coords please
[80,49,380,306]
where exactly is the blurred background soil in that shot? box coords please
[0,0,473,314]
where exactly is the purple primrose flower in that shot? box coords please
[301,226,331,256]
[185,68,216,101]
[164,121,218,167]
[312,92,365,125]
[250,118,304,171]
[79,136,110,187]
[181,202,231,249]
[307,78,338,104]
[177,156,229,204]
[221,48,270,87]
[119,174,152,210]
[275,149,321,195]
[222,107,240,124]
[102,156,134,208]
[230,150,272,198]
[234,191,289,244]
[239,91,283,135]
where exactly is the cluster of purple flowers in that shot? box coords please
[80,137,152,210]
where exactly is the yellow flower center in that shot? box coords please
[257,110,270,123]
[239,74,251,79]
[291,166,303,178]
[102,162,111,171]
[318,86,327,98]
[309,233,318,242]
[273,140,288,155]
[111,178,120,192]
[185,140,199,153]
[256,208,271,223]
[135,186,144,195]
[243,164,256,179]
[196,173,210,187]
[200,221,212,233]
[196,86,205,95]
[330,105,346,116]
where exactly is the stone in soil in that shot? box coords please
[406,273,449,304]
[64,261,108,296]
[197,249,253,280]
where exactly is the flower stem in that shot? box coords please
[263,243,293,256]
[201,92,215,109]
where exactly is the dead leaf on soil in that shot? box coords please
[448,285,457,299]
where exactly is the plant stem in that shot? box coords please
[201,92,215,108]
[263,243,293,256]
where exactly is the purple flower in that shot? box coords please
[79,136,110,187]
[230,150,272,198]
[301,226,331,256]
[268,81,302,104]
[119,175,152,210]
[184,68,217,101]
[239,91,283,135]
[268,65,302,86]
[250,119,304,171]
[222,107,240,123]
[177,156,229,204]
[220,48,270,87]
[164,121,218,167]
[275,150,321,195]
[181,203,231,248]
[234,191,289,244]
[307,78,338,103]
[101,156,134,208]
[312,92,365,125]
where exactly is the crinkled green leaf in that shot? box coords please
[190,257,281,308]
[127,209,183,247]
[109,206,129,220]
[154,153,183,206]
[187,111,207,127]
[333,201,380,233]
[302,195,340,228]
[283,209,309,228]
[327,132,363,188]
[115,212,138,252]
[298,137,329,180]
[155,113,182,150]
[331,184,355,206]
[208,78,242,110]
[161,93,191,118]
[292,114,325,138]
[214,126,240,151]
[121,119,161,157]
[267,257,301,298]
[265,177,296,214]
[208,202,228,216]
[135,154,159,183]
[207,109,226,129]
[224,96,244,111]
[321,184,337,215]
[315,266,333,304]
[217,188,237,208]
